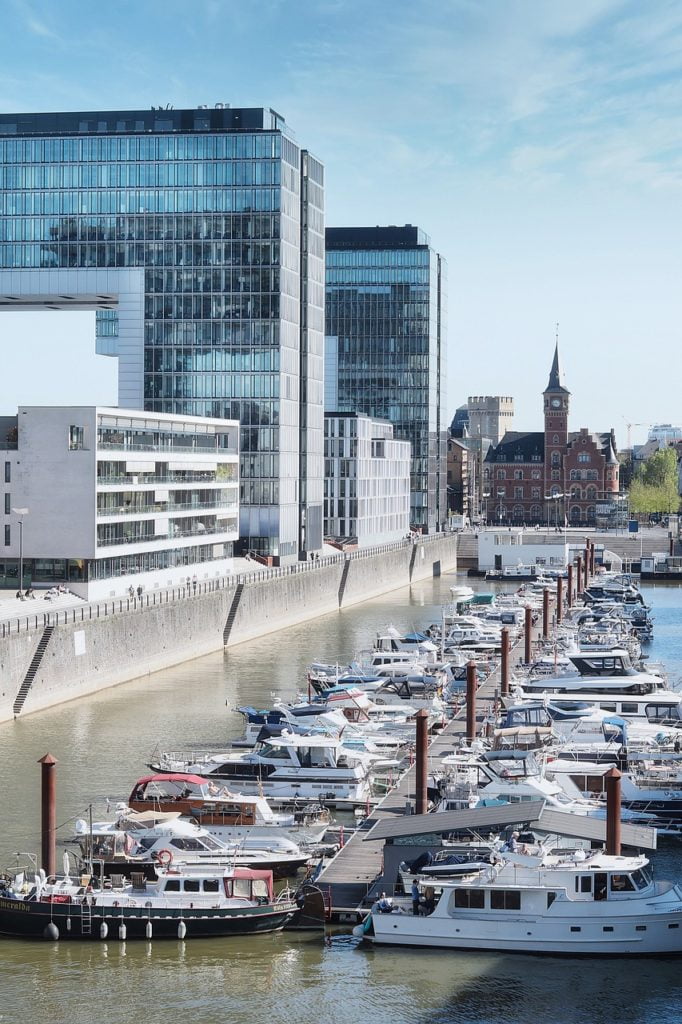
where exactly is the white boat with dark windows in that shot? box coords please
[355,848,682,954]
[149,733,376,808]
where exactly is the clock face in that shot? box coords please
[550,398,562,409]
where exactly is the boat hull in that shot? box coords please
[365,912,682,955]
[0,897,296,941]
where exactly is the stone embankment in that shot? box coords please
[0,534,457,723]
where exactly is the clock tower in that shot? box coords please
[543,342,571,499]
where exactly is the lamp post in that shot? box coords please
[496,490,505,527]
[482,490,490,526]
[12,507,29,591]
[544,493,564,532]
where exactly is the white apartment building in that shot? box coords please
[1,407,239,600]
[324,414,410,547]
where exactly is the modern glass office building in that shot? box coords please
[325,225,447,532]
[0,106,325,560]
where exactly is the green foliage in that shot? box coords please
[629,448,680,514]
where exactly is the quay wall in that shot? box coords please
[0,535,456,723]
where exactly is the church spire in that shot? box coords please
[545,331,570,394]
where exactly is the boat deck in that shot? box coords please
[317,615,545,918]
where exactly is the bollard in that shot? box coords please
[466,661,477,743]
[583,545,590,589]
[567,563,573,608]
[524,606,532,664]
[556,575,563,624]
[415,709,429,815]
[542,588,550,639]
[500,627,510,698]
[575,556,583,595]
[590,541,595,576]
[39,753,58,877]
[605,767,622,856]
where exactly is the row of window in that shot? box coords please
[0,213,282,243]
[1,187,283,218]
[0,133,283,164]
[143,321,281,348]
[0,159,281,191]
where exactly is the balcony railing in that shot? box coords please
[96,500,238,517]
[98,441,237,455]
[97,473,236,486]
[96,523,238,548]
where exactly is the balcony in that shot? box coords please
[97,472,237,487]
[96,499,238,518]
[96,521,238,548]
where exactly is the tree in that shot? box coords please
[629,447,681,515]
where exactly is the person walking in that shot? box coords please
[192,574,198,594]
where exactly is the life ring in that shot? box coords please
[155,848,173,867]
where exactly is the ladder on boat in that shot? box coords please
[80,900,93,935]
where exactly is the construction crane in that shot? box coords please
[622,419,651,450]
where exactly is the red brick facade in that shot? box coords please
[483,349,619,526]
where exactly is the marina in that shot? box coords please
[1,570,682,1023]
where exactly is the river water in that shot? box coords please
[1,574,681,1024]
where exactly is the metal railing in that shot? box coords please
[96,500,238,517]
[0,532,455,638]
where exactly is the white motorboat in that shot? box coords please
[71,811,311,877]
[355,848,682,954]
[149,733,376,808]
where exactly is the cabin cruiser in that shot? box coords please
[71,811,311,877]
[0,864,297,941]
[126,773,330,845]
[149,733,377,808]
[514,649,670,697]
[355,848,682,954]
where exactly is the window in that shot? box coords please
[531,470,541,480]
[490,889,521,910]
[576,875,592,893]
[4,525,9,546]
[603,926,614,932]
[4,462,9,483]
[514,470,523,480]
[69,425,85,450]
[551,470,561,481]
[578,453,591,463]
[4,494,9,515]
[454,888,485,909]
[203,879,220,892]
[183,879,201,893]
[570,926,582,932]
[546,892,556,908]
[551,452,561,467]
[610,875,635,893]
[164,879,181,892]
[620,703,638,714]
[553,434,559,443]
[497,470,506,480]
[514,487,523,499]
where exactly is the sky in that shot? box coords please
[1,0,681,446]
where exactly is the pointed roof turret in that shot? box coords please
[544,339,570,395]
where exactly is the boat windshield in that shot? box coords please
[630,867,652,890]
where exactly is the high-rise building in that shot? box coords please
[0,106,325,561]
[325,225,447,532]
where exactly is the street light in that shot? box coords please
[496,489,506,527]
[12,507,28,591]
[544,493,565,532]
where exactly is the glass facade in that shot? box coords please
[325,226,447,531]
[0,107,325,560]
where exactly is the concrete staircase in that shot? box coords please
[222,584,244,646]
[13,624,55,717]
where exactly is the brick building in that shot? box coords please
[483,347,619,526]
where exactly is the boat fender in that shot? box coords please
[100,922,108,940]
[177,921,187,940]
[66,917,72,932]
[43,922,59,941]
[146,921,153,940]
[118,923,127,941]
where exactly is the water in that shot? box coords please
[1,574,681,1024]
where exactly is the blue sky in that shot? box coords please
[1,0,681,445]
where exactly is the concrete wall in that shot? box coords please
[0,535,457,723]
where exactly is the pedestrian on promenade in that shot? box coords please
[136,584,143,599]
[192,574,198,594]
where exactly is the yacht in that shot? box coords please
[355,848,682,954]
[149,733,376,808]
[0,864,297,941]
[126,773,330,845]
